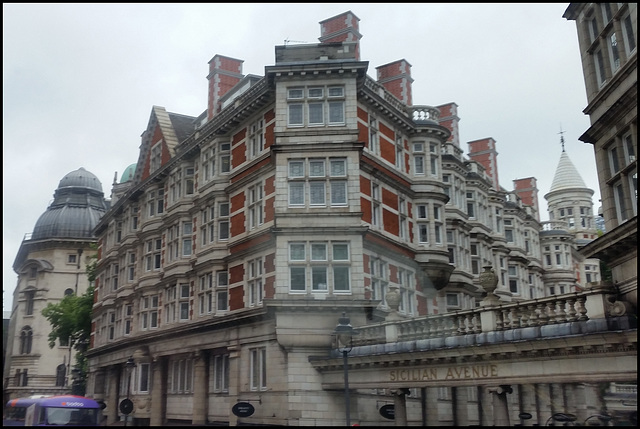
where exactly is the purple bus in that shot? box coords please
[3,395,102,426]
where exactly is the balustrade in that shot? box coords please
[352,287,618,346]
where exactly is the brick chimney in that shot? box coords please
[513,177,540,221]
[468,138,500,190]
[437,102,460,147]
[319,11,362,60]
[376,59,413,105]
[207,55,244,120]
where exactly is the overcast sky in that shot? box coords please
[3,3,599,313]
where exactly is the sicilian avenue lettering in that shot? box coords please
[390,364,498,382]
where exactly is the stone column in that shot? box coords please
[454,386,469,426]
[479,385,494,426]
[150,357,166,426]
[489,385,512,426]
[393,389,408,426]
[228,345,240,426]
[192,351,208,425]
[425,387,440,426]
[106,366,120,426]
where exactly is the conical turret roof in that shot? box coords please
[549,151,587,192]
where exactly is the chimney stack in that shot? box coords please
[207,55,244,120]
[513,177,540,221]
[319,11,362,60]
[376,59,414,105]
[437,102,460,147]
[468,138,500,190]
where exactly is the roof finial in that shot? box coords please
[558,125,566,152]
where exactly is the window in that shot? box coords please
[198,272,214,316]
[417,204,429,244]
[395,131,404,171]
[111,263,119,291]
[150,141,162,173]
[288,158,347,207]
[201,204,216,246]
[248,258,263,306]
[622,12,636,55]
[24,290,35,315]
[220,142,231,173]
[371,182,381,228]
[466,191,476,218]
[413,142,425,175]
[249,118,264,159]
[287,85,345,127]
[147,188,165,217]
[179,284,190,321]
[131,205,139,231]
[218,202,230,240]
[594,48,607,87]
[429,143,439,176]
[124,304,133,335]
[370,257,388,307]
[446,293,460,309]
[508,265,518,294]
[20,326,33,354]
[145,238,162,271]
[601,3,612,23]
[495,207,502,233]
[369,116,379,154]
[212,354,230,393]
[434,205,443,244]
[614,181,628,222]
[398,197,408,240]
[248,183,264,230]
[127,251,136,282]
[202,146,216,182]
[397,268,415,315]
[137,363,150,393]
[250,347,267,391]
[140,295,159,330]
[169,358,193,394]
[289,241,351,293]
[608,31,620,72]
[217,271,229,312]
[623,133,636,164]
[588,17,599,43]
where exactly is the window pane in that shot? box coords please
[290,244,305,261]
[308,103,324,124]
[289,161,304,177]
[290,267,306,291]
[289,182,305,205]
[310,182,326,205]
[330,160,346,176]
[331,181,347,205]
[333,266,350,291]
[288,88,303,99]
[328,87,343,97]
[312,266,327,290]
[311,243,327,260]
[309,160,325,176]
[329,101,344,123]
[333,244,348,260]
[289,104,303,125]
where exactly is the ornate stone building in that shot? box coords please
[75,10,615,426]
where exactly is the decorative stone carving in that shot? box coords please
[386,286,401,312]
[479,265,499,301]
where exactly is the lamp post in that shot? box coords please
[124,356,136,427]
[333,312,358,426]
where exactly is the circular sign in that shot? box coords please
[379,404,395,420]
[119,398,134,415]
[519,412,533,420]
[232,402,255,418]
[553,413,577,422]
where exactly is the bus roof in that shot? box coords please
[6,395,101,409]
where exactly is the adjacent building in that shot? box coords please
[76,11,608,426]
[3,168,109,401]
[563,3,637,320]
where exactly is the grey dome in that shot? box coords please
[549,152,587,192]
[31,167,109,240]
[58,167,103,191]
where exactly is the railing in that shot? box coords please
[410,105,441,123]
[352,284,623,347]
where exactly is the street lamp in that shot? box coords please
[124,356,136,427]
[333,312,358,426]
